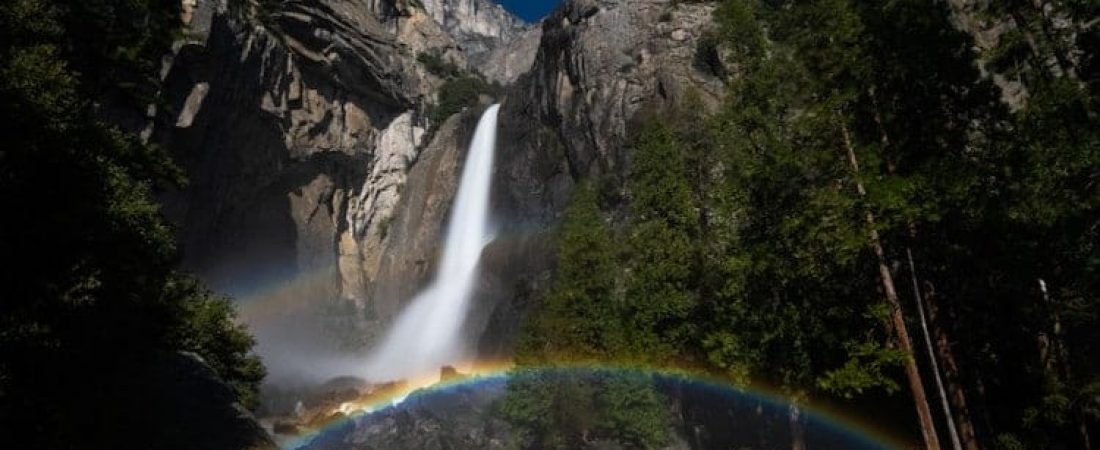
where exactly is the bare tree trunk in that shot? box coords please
[1036,279,1057,375]
[924,287,983,450]
[908,250,964,450]
[1036,279,1092,450]
[868,87,980,449]
[1079,415,1093,450]
[841,124,941,450]
[790,404,806,450]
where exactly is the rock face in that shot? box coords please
[300,380,514,450]
[419,0,529,68]
[360,107,485,345]
[360,0,726,362]
[481,26,544,84]
[476,0,726,356]
[156,0,473,378]
[159,0,723,383]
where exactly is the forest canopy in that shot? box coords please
[505,0,1098,448]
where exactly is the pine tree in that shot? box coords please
[517,183,623,361]
[704,3,913,448]
[622,119,700,359]
[505,183,670,449]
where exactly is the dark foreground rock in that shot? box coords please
[141,352,277,450]
[298,379,514,450]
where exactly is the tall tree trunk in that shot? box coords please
[1036,279,1057,375]
[869,87,967,449]
[790,404,806,450]
[840,124,941,450]
[908,250,964,450]
[1079,415,1093,450]
[1036,279,1092,450]
[924,286,983,450]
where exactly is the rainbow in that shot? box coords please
[278,360,908,449]
[226,237,907,449]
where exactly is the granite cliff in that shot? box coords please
[155,0,520,380]
[156,0,722,385]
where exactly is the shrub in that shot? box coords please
[417,50,461,78]
[167,277,266,410]
[429,74,500,125]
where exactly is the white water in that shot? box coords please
[362,104,500,382]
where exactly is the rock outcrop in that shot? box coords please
[481,25,544,84]
[419,0,529,68]
[478,0,726,356]
[357,107,486,345]
[140,352,278,450]
[155,0,475,377]
[299,379,514,450]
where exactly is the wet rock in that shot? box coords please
[299,379,514,450]
[366,109,485,339]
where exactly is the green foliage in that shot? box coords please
[817,343,905,398]
[0,0,264,447]
[167,277,266,411]
[520,0,1100,447]
[501,369,669,449]
[429,74,500,126]
[501,369,599,449]
[418,49,502,127]
[696,0,898,404]
[417,50,461,78]
[518,183,623,360]
[712,0,765,62]
[596,372,670,448]
[703,0,1100,447]
[507,183,672,448]
[54,0,180,108]
[622,120,700,358]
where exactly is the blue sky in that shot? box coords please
[495,0,561,22]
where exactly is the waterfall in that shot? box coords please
[362,104,500,382]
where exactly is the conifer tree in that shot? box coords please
[0,1,264,447]
[505,183,669,449]
[622,119,700,359]
[517,183,623,361]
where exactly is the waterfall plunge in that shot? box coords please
[363,104,500,382]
